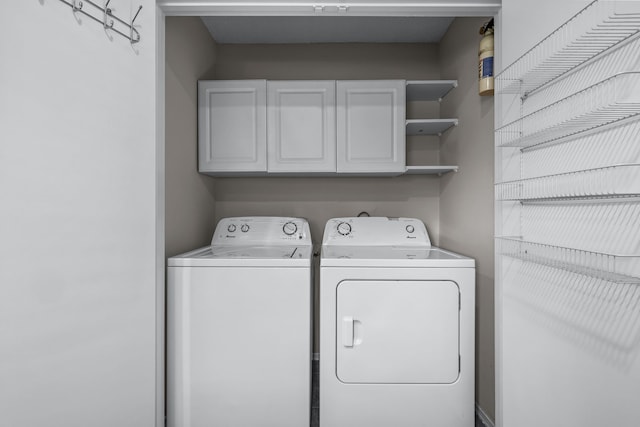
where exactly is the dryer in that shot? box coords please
[320,217,475,427]
[167,217,313,427]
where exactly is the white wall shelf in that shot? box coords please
[404,166,458,175]
[496,72,640,149]
[497,236,640,284]
[405,80,459,174]
[496,164,640,201]
[406,119,458,136]
[496,0,640,96]
[406,80,458,101]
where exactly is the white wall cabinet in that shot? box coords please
[336,80,406,174]
[199,79,457,176]
[198,80,267,174]
[267,81,336,173]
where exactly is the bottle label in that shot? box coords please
[479,56,494,78]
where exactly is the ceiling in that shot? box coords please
[201,16,455,44]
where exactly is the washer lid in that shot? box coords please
[321,245,474,268]
[168,245,313,267]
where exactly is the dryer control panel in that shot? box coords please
[322,217,431,246]
[212,217,311,246]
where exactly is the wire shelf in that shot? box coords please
[496,0,640,96]
[497,237,640,284]
[496,72,640,148]
[496,164,640,201]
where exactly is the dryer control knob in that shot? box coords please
[337,222,352,236]
[406,225,415,233]
[283,221,298,236]
[227,224,237,233]
[241,224,250,233]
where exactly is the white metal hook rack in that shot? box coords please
[59,0,142,44]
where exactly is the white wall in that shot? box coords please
[439,17,495,422]
[496,1,640,427]
[0,1,160,426]
[165,17,217,257]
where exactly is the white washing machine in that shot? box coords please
[167,217,313,427]
[320,217,475,427]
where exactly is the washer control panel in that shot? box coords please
[323,217,431,246]
[212,217,311,246]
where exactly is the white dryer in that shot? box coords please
[320,217,475,427]
[167,217,313,427]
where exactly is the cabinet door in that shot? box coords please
[198,80,267,173]
[336,80,406,174]
[267,81,336,173]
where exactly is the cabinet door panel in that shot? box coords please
[337,80,406,173]
[267,81,336,172]
[198,80,267,173]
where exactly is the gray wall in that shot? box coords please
[213,43,444,353]
[213,43,443,244]
[165,17,218,257]
[439,17,495,421]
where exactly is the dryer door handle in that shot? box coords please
[342,316,354,347]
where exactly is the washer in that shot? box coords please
[320,217,475,427]
[167,217,313,427]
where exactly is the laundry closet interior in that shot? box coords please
[164,11,496,420]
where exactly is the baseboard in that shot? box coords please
[475,403,495,427]
[312,352,320,361]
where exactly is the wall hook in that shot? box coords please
[130,5,142,44]
[57,0,143,45]
[103,0,114,29]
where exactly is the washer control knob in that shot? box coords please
[283,221,298,236]
[406,225,415,233]
[227,224,237,233]
[241,224,250,233]
[337,222,352,236]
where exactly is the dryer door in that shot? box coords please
[336,280,460,384]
